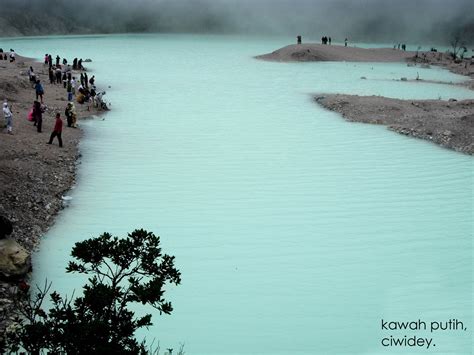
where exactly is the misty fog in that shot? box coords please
[0,0,473,44]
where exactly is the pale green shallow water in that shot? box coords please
[3,34,473,354]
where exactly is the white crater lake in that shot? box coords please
[3,34,472,354]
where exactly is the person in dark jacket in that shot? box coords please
[32,101,44,133]
[65,102,74,127]
[47,113,63,147]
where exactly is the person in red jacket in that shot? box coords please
[47,113,63,147]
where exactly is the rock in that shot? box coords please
[360,76,367,80]
[84,59,92,62]
[448,98,458,102]
[0,239,31,279]
[0,216,13,239]
[400,77,408,81]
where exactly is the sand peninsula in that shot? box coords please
[257,43,474,154]
[0,52,107,333]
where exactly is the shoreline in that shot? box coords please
[257,43,474,154]
[314,94,474,155]
[0,53,107,333]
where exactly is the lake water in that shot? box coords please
[3,34,473,354]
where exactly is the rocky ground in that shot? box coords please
[315,94,474,154]
[0,54,107,335]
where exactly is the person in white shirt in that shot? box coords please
[3,102,13,134]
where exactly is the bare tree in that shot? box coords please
[450,34,466,60]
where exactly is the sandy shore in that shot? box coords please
[315,95,474,154]
[256,43,418,62]
[0,54,106,332]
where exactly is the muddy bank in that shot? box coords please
[315,94,474,155]
[0,53,107,333]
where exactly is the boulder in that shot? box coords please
[0,239,31,279]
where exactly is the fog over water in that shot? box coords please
[0,0,473,43]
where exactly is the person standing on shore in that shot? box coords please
[84,73,89,89]
[47,113,63,147]
[66,79,73,102]
[3,102,13,135]
[65,102,75,127]
[56,55,60,66]
[49,67,55,84]
[345,38,348,47]
[55,66,62,84]
[34,80,44,103]
[89,75,95,86]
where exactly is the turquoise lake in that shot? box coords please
[2,34,473,354]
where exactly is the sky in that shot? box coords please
[0,0,473,44]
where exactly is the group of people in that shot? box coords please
[321,36,332,45]
[2,49,106,148]
[0,48,15,62]
[319,37,349,47]
[394,43,407,51]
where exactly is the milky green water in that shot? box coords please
[3,34,473,354]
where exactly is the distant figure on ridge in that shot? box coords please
[329,37,332,45]
[56,55,60,66]
[345,38,348,47]
[47,113,63,147]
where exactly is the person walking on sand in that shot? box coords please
[3,102,13,135]
[32,100,44,133]
[35,80,44,103]
[9,50,15,62]
[47,113,63,147]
